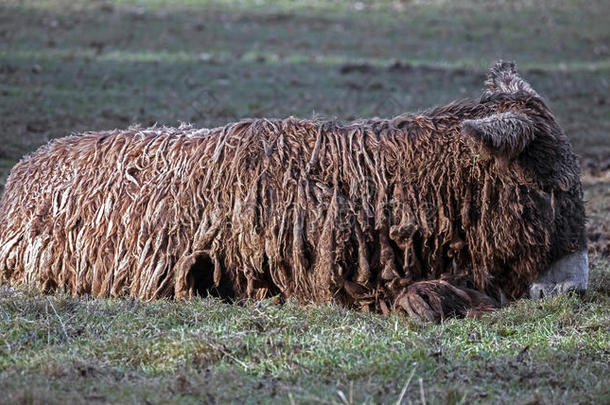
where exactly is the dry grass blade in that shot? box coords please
[46,298,69,341]
[395,364,418,405]
[419,378,426,405]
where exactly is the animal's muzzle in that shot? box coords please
[528,249,589,299]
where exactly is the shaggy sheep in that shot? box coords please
[0,61,588,322]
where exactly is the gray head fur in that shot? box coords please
[482,60,539,99]
[461,111,535,157]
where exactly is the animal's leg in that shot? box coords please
[394,280,499,322]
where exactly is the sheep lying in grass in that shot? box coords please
[0,61,587,322]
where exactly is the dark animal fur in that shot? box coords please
[0,61,586,322]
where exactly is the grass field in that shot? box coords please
[0,0,609,403]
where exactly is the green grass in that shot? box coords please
[0,0,609,403]
[1,254,609,404]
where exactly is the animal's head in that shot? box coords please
[462,61,588,298]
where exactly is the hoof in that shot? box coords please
[395,280,471,322]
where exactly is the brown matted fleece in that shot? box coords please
[0,61,586,322]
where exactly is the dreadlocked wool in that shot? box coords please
[0,61,586,322]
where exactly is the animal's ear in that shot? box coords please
[483,60,538,99]
[461,111,535,157]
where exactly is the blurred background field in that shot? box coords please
[0,0,608,403]
[1,0,609,164]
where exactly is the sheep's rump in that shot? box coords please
[0,111,550,311]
